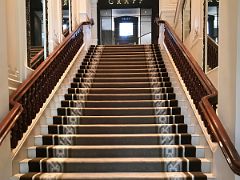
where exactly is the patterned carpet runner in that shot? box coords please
[13,45,211,180]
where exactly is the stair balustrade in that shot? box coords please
[207,36,218,70]
[0,21,91,149]
[30,48,44,70]
[159,20,240,175]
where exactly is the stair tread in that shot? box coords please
[65,93,174,96]
[36,133,197,137]
[29,144,204,149]
[71,82,169,84]
[43,124,187,127]
[21,157,210,162]
[13,172,215,180]
[62,100,176,102]
[58,107,178,109]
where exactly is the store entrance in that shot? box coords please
[114,16,138,44]
[99,8,152,45]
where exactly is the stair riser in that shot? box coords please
[70,82,172,89]
[81,61,164,67]
[52,115,185,125]
[36,135,192,146]
[57,107,181,116]
[46,125,187,134]
[21,160,204,173]
[77,69,167,74]
[14,172,211,180]
[76,72,169,78]
[61,100,178,108]
[73,77,170,83]
[79,65,166,70]
[87,52,160,55]
[65,94,176,101]
[30,146,198,158]
[68,87,173,94]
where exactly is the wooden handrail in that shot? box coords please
[0,21,91,148]
[159,20,240,175]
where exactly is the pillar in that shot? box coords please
[48,0,63,53]
[0,1,12,179]
[6,0,28,81]
[91,0,98,45]
[219,0,239,146]
[0,0,9,120]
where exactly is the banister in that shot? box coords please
[0,21,91,148]
[30,48,44,70]
[11,22,87,103]
[138,32,151,39]
[159,20,240,175]
[0,104,23,144]
[207,36,218,70]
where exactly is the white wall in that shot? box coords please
[160,0,204,67]
[218,1,240,178]
[183,0,204,67]
[218,0,238,145]
[0,0,10,120]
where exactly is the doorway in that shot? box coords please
[114,16,138,44]
[99,8,152,45]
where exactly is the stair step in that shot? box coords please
[57,107,181,116]
[34,133,200,146]
[85,68,167,73]
[28,145,205,158]
[13,172,214,180]
[73,77,170,83]
[83,78,170,83]
[41,124,188,134]
[96,61,149,65]
[19,157,211,173]
[80,64,165,69]
[70,82,172,88]
[78,67,167,73]
[68,87,174,94]
[51,115,185,125]
[61,100,178,108]
[65,93,176,101]
[77,72,169,78]
[92,51,151,55]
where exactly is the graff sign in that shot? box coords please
[108,0,144,5]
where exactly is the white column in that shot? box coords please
[218,0,238,145]
[6,0,28,81]
[79,0,88,22]
[0,1,12,178]
[71,0,78,30]
[48,0,63,53]
[236,0,240,155]
[0,0,9,120]
[91,0,98,45]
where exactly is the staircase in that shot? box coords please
[13,45,213,179]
